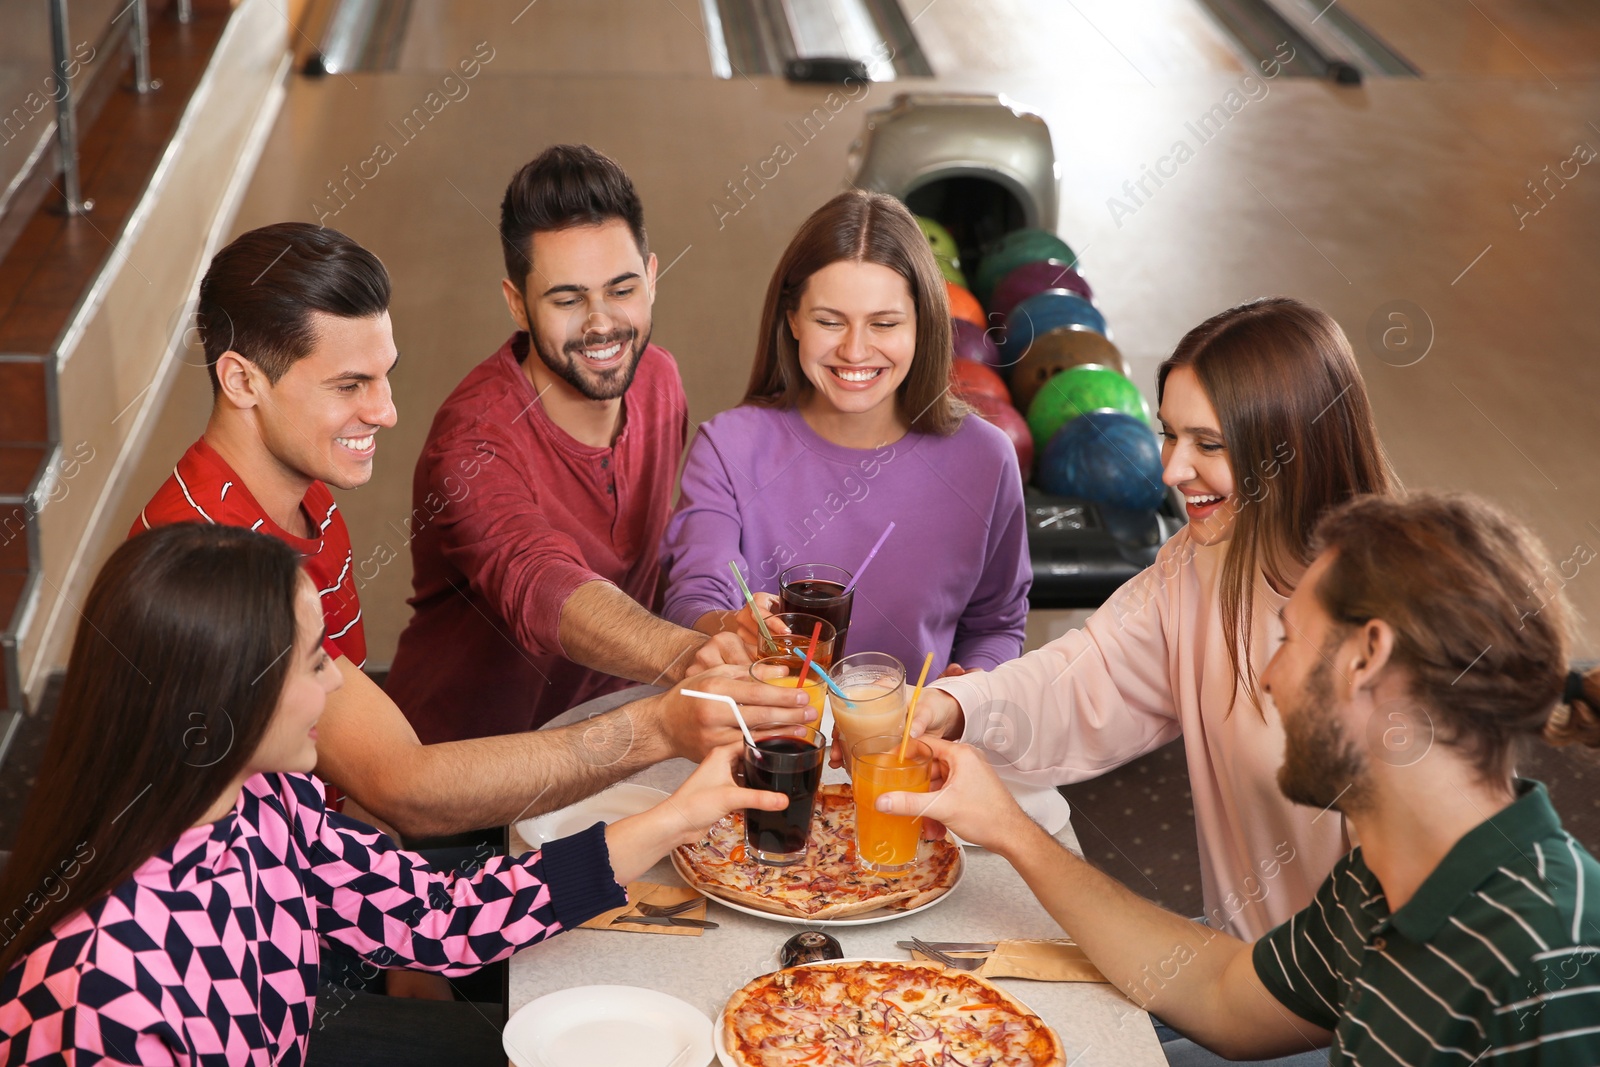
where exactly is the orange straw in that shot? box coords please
[898,652,935,761]
[796,620,824,688]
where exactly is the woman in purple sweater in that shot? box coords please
[660,190,1031,677]
[0,524,785,1065]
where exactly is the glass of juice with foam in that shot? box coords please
[851,734,932,875]
[830,652,906,775]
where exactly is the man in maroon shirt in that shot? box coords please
[133,222,812,840]
[387,145,748,741]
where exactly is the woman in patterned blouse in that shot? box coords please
[0,524,785,1065]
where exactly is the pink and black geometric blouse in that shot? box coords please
[0,773,625,1064]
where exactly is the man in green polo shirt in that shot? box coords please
[884,492,1600,1065]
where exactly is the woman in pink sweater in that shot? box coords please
[915,298,1398,941]
[0,524,784,1065]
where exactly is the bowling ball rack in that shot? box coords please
[1025,487,1187,609]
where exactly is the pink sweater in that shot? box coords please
[932,527,1347,940]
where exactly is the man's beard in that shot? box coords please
[1277,655,1369,814]
[530,322,651,401]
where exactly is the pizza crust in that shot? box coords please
[673,784,962,920]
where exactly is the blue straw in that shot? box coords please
[795,650,855,708]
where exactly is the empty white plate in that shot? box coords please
[503,985,712,1067]
[514,782,669,847]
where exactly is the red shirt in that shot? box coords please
[385,333,689,741]
[130,437,368,669]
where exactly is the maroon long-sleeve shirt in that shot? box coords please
[385,333,689,742]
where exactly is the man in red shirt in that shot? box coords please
[134,222,813,840]
[386,145,740,741]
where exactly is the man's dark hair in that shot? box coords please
[197,222,390,393]
[499,144,648,290]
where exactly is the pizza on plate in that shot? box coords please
[673,784,962,920]
[723,959,1065,1067]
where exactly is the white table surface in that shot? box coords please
[506,687,1167,1067]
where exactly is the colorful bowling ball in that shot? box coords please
[1026,364,1151,454]
[936,255,966,287]
[968,393,1034,478]
[999,290,1108,367]
[1037,410,1166,511]
[975,228,1078,302]
[988,259,1093,321]
[916,216,961,266]
[950,359,1010,408]
[1008,327,1129,411]
[951,318,1002,369]
[946,282,986,327]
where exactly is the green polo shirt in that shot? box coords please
[1253,779,1600,1065]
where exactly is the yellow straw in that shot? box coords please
[898,652,934,762]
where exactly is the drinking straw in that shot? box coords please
[840,522,895,596]
[794,650,855,708]
[682,689,756,748]
[898,652,935,761]
[796,620,824,688]
[728,560,777,653]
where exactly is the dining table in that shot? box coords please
[505,686,1168,1067]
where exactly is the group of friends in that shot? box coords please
[0,143,1597,1066]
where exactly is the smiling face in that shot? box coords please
[1158,366,1237,544]
[1262,551,1369,813]
[787,260,917,426]
[248,573,343,776]
[504,219,657,402]
[249,311,399,491]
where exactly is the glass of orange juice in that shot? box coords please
[831,652,906,775]
[851,735,933,875]
[751,656,826,721]
[762,613,836,670]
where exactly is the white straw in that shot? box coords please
[682,689,756,748]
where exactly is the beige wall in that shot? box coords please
[18,0,290,705]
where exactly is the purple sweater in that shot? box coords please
[660,405,1030,674]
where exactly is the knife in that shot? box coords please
[895,940,997,953]
[611,914,720,929]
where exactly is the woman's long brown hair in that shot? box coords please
[744,189,964,436]
[1158,298,1398,713]
[0,524,302,973]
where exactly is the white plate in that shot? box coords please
[954,782,1071,848]
[515,783,670,847]
[504,985,712,1067]
[713,959,1052,1067]
[680,848,965,927]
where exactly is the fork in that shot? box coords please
[635,898,703,918]
[910,937,987,971]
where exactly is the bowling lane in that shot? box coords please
[911,0,1246,82]
[1342,0,1600,79]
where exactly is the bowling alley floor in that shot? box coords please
[7,0,1600,912]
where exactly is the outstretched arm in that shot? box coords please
[314,658,813,839]
[880,740,1332,1061]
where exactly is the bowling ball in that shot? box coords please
[950,359,1010,408]
[1026,364,1151,454]
[936,255,966,287]
[917,216,961,266]
[975,228,1078,302]
[988,259,1093,321]
[1008,327,1129,410]
[946,282,986,327]
[952,318,1002,370]
[999,290,1109,367]
[1037,410,1166,511]
[968,393,1034,478]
